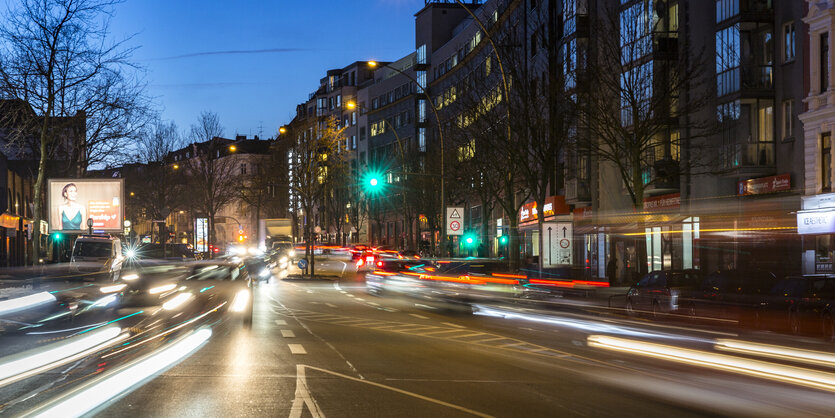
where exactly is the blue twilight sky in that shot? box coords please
[110,0,424,139]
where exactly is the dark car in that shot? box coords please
[626,270,704,317]
[757,275,835,337]
[681,270,778,326]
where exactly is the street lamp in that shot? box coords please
[229,145,237,152]
[363,61,448,253]
[279,126,287,134]
[172,164,179,170]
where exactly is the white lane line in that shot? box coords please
[468,337,507,344]
[333,282,342,291]
[325,303,337,308]
[449,333,488,339]
[355,298,366,301]
[367,302,380,306]
[281,330,296,338]
[442,322,465,329]
[288,344,307,354]
[417,329,468,336]
[410,314,430,320]
[340,291,347,294]
[275,320,287,326]
[346,294,355,298]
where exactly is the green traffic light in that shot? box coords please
[369,178,378,187]
[363,169,385,195]
[499,236,508,244]
[53,233,62,241]
[466,237,473,244]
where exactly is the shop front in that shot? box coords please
[517,196,570,262]
[798,192,835,275]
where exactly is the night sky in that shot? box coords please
[110,0,423,139]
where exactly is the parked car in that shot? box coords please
[757,275,835,337]
[70,234,124,280]
[681,269,778,326]
[626,270,704,317]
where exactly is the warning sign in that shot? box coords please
[446,207,464,236]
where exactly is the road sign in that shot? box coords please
[298,258,308,269]
[542,222,572,267]
[446,207,464,236]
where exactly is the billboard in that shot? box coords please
[195,218,208,252]
[48,179,124,232]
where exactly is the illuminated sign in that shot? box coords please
[797,210,835,235]
[643,193,680,212]
[738,173,791,196]
[48,179,123,232]
[195,218,208,252]
[519,196,569,222]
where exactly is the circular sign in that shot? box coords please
[298,258,308,269]
[449,220,461,231]
[559,239,570,248]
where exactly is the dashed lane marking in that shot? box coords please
[282,330,296,338]
[441,322,465,329]
[289,344,307,354]
[275,320,287,326]
[367,302,380,306]
[410,314,430,320]
[325,303,337,308]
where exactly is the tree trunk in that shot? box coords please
[32,95,54,266]
[208,213,215,259]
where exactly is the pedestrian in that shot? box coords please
[606,256,618,286]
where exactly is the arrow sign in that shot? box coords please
[562,226,567,237]
[543,222,572,267]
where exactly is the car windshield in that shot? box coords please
[73,241,111,258]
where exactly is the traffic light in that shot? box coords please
[363,169,385,195]
[499,235,508,245]
[52,233,62,242]
[464,233,477,248]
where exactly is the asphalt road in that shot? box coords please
[81,256,835,417]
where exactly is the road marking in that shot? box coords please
[367,302,379,306]
[417,329,468,336]
[289,365,324,418]
[297,365,491,418]
[355,298,365,301]
[275,320,287,325]
[281,330,296,338]
[468,336,506,344]
[325,303,337,308]
[449,332,488,339]
[441,322,465,329]
[414,303,437,310]
[409,314,429,320]
[340,291,347,294]
[288,344,307,354]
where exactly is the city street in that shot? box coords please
[54,256,833,417]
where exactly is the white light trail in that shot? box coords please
[0,292,56,315]
[32,328,212,418]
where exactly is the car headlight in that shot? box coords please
[280,256,288,264]
[288,250,296,258]
[121,273,139,281]
[125,249,137,259]
[163,292,193,311]
[231,289,250,312]
[100,284,126,294]
[259,269,271,278]
[149,283,177,295]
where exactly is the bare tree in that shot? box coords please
[129,119,184,251]
[287,115,347,278]
[578,1,713,210]
[0,0,145,262]
[184,111,238,256]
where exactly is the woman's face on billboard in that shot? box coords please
[66,185,77,201]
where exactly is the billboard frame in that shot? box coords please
[47,178,125,233]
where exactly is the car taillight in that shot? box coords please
[376,261,383,267]
[356,259,364,267]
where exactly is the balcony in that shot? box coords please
[566,178,591,204]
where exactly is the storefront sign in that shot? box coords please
[643,193,680,212]
[573,206,593,221]
[519,196,569,222]
[737,173,791,196]
[797,210,835,235]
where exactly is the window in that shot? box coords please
[418,99,426,123]
[825,133,832,192]
[336,95,341,107]
[783,99,794,139]
[418,128,426,152]
[716,24,741,96]
[784,22,796,62]
[822,33,830,92]
[417,44,426,65]
[351,111,357,125]
[351,135,357,150]
[716,0,739,24]
[240,163,247,175]
[360,126,366,140]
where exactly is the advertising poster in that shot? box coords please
[195,218,208,252]
[48,179,124,232]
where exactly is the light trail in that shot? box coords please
[0,292,56,315]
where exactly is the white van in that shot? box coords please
[70,234,124,280]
